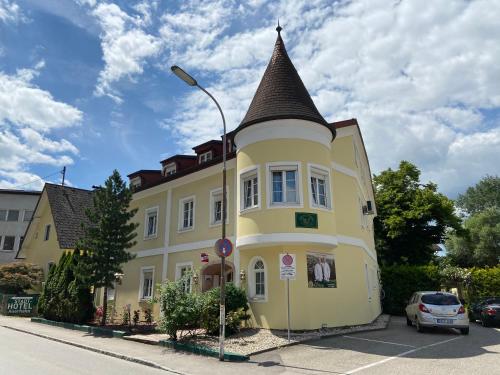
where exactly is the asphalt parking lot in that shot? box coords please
[249,316,500,374]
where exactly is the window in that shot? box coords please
[44,224,51,241]
[144,207,158,238]
[139,267,154,300]
[7,210,19,222]
[0,210,6,221]
[248,257,267,301]
[24,210,33,222]
[309,165,331,209]
[2,236,15,251]
[130,177,141,189]
[162,163,176,176]
[108,282,116,301]
[268,163,301,206]
[178,197,195,231]
[175,262,193,293]
[210,188,227,225]
[199,151,213,164]
[243,174,258,209]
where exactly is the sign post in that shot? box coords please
[279,253,296,342]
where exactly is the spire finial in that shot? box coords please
[276,19,282,34]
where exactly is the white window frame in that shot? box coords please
[23,210,34,222]
[247,256,268,302]
[178,196,195,232]
[138,266,155,301]
[266,161,303,209]
[130,177,141,188]
[1,235,16,252]
[175,261,193,293]
[307,163,333,211]
[239,165,260,213]
[144,206,159,239]
[199,150,213,164]
[209,187,229,227]
[44,224,51,241]
[162,163,176,176]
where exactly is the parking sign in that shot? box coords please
[279,253,296,280]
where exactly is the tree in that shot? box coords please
[446,208,500,267]
[78,170,138,325]
[374,161,461,265]
[0,262,43,294]
[456,175,500,215]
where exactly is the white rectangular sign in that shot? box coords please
[279,253,296,280]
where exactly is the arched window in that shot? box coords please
[249,257,267,301]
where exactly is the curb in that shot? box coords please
[159,339,249,362]
[31,317,127,338]
[1,325,187,374]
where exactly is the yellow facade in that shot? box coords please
[19,190,67,279]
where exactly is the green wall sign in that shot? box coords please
[6,295,38,315]
[295,212,318,229]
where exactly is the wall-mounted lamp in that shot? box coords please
[240,270,246,282]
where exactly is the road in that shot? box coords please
[0,317,498,374]
[0,326,171,375]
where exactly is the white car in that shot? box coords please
[405,291,469,335]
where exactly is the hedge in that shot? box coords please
[466,267,500,303]
[381,265,440,315]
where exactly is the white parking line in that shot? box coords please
[346,336,463,374]
[342,336,417,348]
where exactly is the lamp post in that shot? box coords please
[170,65,227,361]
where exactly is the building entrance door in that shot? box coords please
[201,262,234,292]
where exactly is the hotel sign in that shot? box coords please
[6,295,38,315]
[295,212,318,229]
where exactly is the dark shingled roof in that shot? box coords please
[45,183,94,249]
[236,27,334,138]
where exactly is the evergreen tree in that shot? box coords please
[78,170,138,325]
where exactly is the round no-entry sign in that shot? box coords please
[214,238,233,257]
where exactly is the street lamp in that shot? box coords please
[171,65,228,361]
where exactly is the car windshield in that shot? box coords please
[421,294,459,305]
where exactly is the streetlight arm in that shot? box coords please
[196,85,227,141]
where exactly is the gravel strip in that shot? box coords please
[128,314,390,356]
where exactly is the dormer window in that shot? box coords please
[162,163,176,176]
[130,177,141,189]
[199,151,213,164]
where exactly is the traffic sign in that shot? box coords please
[279,253,296,280]
[214,238,233,257]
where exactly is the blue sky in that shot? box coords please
[1,0,499,198]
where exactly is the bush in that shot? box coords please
[381,265,441,315]
[0,262,43,294]
[133,310,140,326]
[200,283,249,336]
[156,277,249,339]
[466,267,500,303]
[38,251,94,324]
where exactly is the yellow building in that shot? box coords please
[117,27,382,329]
[17,184,94,282]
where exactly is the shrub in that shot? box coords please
[0,262,44,294]
[144,308,153,325]
[121,306,130,326]
[38,251,94,324]
[133,310,140,326]
[200,283,250,336]
[156,278,249,339]
[466,267,500,303]
[381,265,440,315]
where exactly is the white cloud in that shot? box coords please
[0,64,82,189]
[91,2,162,103]
[159,0,500,197]
[0,0,23,23]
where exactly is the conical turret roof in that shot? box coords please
[236,26,334,138]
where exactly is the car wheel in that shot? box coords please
[406,316,412,326]
[416,318,424,333]
[460,327,469,335]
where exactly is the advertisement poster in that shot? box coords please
[307,252,337,288]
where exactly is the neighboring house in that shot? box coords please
[114,27,381,329]
[17,184,93,279]
[0,189,41,264]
